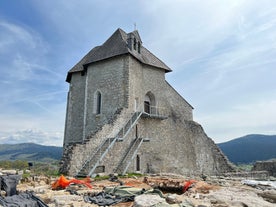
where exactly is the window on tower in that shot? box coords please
[94,91,102,114]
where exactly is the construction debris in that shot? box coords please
[241,179,276,190]
[0,171,275,207]
[143,176,197,194]
[51,175,92,190]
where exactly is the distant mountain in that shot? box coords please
[218,134,276,164]
[0,143,63,162]
[0,129,63,146]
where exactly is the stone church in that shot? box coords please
[60,28,234,177]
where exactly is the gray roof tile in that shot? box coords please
[66,28,171,82]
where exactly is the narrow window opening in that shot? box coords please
[96,92,102,114]
[135,125,138,138]
[136,155,140,171]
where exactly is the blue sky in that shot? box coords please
[0,0,275,146]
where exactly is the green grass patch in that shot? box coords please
[94,175,110,181]
[236,164,253,171]
[0,160,60,177]
[120,172,144,178]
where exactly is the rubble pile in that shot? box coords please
[0,169,275,207]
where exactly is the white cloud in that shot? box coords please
[158,1,276,143]
[0,20,64,82]
[0,21,36,49]
[0,19,67,136]
[0,108,65,133]
[0,21,49,56]
[197,100,276,143]
[0,129,63,146]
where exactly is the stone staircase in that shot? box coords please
[75,111,143,177]
[114,137,146,175]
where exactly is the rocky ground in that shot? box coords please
[1,171,276,207]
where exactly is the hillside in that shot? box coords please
[218,134,276,164]
[1,135,276,164]
[0,143,62,162]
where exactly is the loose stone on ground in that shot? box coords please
[1,169,275,207]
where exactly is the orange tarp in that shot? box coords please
[52,175,92,190]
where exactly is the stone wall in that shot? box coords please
[63,56,129,145]
[123,117,234,176]
[84,56,129,138]
[128,56,193,120]
[64,72,86,144]
[60,107,135,176]
[122,57,233,175]
[252,160,276,177]
[224,171,269,180]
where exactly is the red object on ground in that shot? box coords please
[183,180,196,192]
[52,175,92,190]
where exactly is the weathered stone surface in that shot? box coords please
[2,175,272,207]
[252,160,276,177]
[133,194,166,207]
[1,169,17,175]
[257,190,276,203]
[207,186,275,207]
[166,193,183,204]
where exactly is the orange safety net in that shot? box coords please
[52,175,92,190]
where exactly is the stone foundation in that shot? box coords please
[252,160,276,177]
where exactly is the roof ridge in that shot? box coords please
[66,28,172,82]
[141,47,171,70]
[101,28,125,45]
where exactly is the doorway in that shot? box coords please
[144,101,150,113]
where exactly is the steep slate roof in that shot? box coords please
[66,28,171,82]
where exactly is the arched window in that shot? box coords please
[144,94,151,114]
[94,91,102,114]
[144,92,156,114]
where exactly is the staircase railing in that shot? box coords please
[114,137,139,174]
[76,137,115,177]
[75,103,167,177]
[121,138,144,175]
[75,107,143,177]
[117,111,141,140]
[142,103,168,119]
